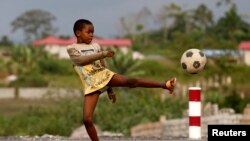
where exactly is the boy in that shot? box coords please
[67,19,176,141]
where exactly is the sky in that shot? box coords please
[0,0,250,42]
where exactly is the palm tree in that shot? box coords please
[135,7,152,45]
[106,48,145,77]
[9,46,37,74]
[9,46,54,74]
[192,4,214,33]
[216,0,234,7]
[212,5,250,42]
[156,3,182,43]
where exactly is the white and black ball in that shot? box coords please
[181,48,207,74]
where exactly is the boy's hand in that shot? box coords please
[108,93,116,103]
[107,87,116,103]
[103,50,115,57]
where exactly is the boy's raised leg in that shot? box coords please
[108,74,176,94]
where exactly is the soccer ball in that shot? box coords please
[181,48,207,74]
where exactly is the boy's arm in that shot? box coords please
[99,47,108,67]
[67,48,113,66]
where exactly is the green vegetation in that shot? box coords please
[0,97,82,136]
[95,89,187,135]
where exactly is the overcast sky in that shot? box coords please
[1,0,250,42]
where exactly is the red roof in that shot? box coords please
[239,41,250,50]
[93,38,131,47]
[32,36,131,47]
[32,36,68,46]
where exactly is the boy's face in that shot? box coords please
[76,24,94,44]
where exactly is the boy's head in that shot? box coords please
[73,19,93,36]
[73,19,94,44]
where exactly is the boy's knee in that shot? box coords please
[127,78,137,88]
[83,117,93,126]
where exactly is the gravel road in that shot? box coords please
[0,135,207,141]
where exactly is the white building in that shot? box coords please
[239,41,250,65]
[33,36,134,59]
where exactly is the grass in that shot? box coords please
[0,96,83,136]
[0,88,188,136]
[0,98,53,116]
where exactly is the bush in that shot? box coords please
[10,73,48,87]
[0,97,83,136]
[204,88,250,113]
[95,88,187,135]
[1,92,177,136]
[38,59,74,75]
[221,90,249,113]
[204,88,226,104]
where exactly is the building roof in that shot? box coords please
[239,41,250,50]
[203,49,242,57]
[32,36,68,46]
[93,38,131,47]
[32,36,131,47]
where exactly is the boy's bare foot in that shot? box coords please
[165,77,177,94]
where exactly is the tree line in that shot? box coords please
[0,0,249,46]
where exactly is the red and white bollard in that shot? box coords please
[189,87,201,139]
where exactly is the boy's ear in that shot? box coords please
[75,30,81,37]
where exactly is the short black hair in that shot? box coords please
[73,19,93,36]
